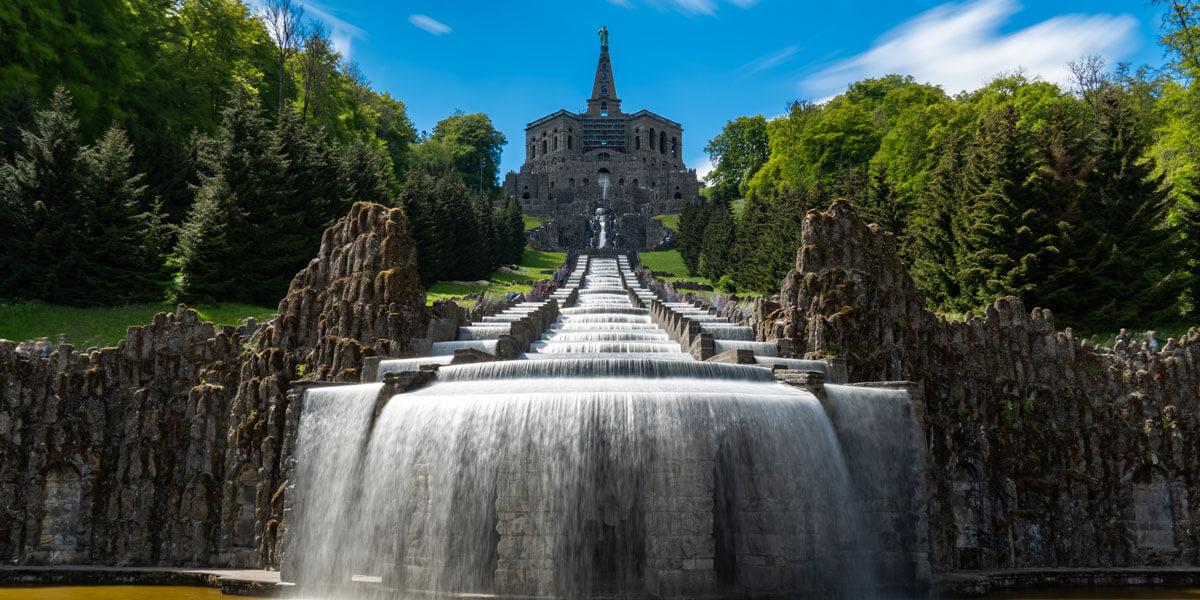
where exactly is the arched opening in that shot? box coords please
[635,135,641,150]
[601,85,608,97]
[618,178,624,186]
[659,132,667,155]
[601,73,607,82]
[671,136,678,158]
[553,137,558,151]
[234,463,258,548]
[530,144,536,158]
[674,192,682,200]
[632,178,639,187]
[569,178,575,188]
[39,463,83,557]
[649,128,656,150]
[600,103,608,117]
[542,140,548,154]
[597,169,611,196]
[1130,467,1177,548]
[583,178,590,186]
[568,135,573,149]
[522,192,531,200]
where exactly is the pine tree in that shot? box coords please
[697,201,736,282]
[731,193,771,291]
[77,125,163,303]
[1045,87,1187,329]
[176,89,288,304]
[676,198,712,275]
[0,87,88,301]
[340,136,394,207]
[953,105,1060,309]
[503,197,526,265]
[909,134,967,309]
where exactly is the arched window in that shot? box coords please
[584,178,590,185]
[649,128,656,150]
[635,135,641,150]
[660,132,667,154]
[542,140,548,154]
[553,137,558,151]
[601,85,608,96]
[618,178,624,186]
[600,103,608,117]
[601,73,607,82]
[530,144,535,157]
[674,192,682,200]
[567,135,572,149]
[632,178,639,187]
[522,192,530,199]
[569,178,575,188]
[671,136,678,158]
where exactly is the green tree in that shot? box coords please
[704,115,769,200]
[0,88,89,301]
[697,201,736,281]
[430,112,508,196]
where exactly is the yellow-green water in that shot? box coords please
[0,586,223,599]
[4,586,1200,599]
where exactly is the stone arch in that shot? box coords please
[618,178,624,186]
[674,192,681,200]
[542,140,547,154]
[635,135,641,150]
[530,143,536,158]
[1128,466,1177,549]
[659,132,667,154]
[522,192,530,199]
[567,135,572,149]
[671,136,678,158]
[583,178,590,186]
[632,178,639,188]
[649,128,656,150]
[601,85,608,96]
[38,463,84,559]
[951,463,985,559]
[233,463,259,548]
[553,136,558,151]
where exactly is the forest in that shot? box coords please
[0,0,523,307]
[680,2,1200,332]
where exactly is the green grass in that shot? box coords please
[425,247,569,305]
[637,250,709,284]
[0,301,275,349]
[523,215,551,231]
[654,214,680,232]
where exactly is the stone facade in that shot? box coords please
[0,202,428,569]
[752,199,1200,576]
[503,32,699,217]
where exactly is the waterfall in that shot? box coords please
[289,256,923,599]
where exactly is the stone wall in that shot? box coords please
[0,201,428,569]
[753,199,1200,573]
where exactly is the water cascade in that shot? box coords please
[290,256,928,599]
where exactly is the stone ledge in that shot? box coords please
[932,567,1200,597]
[0,566,282,597]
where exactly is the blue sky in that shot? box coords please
[290,0,1170,179]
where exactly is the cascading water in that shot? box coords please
[291,256,925,599]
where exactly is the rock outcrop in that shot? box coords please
[0,202,428,569]
[754,199,1200,572]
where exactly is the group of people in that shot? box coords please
[1115,328,1161,352]
[13,334,68,359]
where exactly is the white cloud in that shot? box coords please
[803,0,1138,99]
[693,156,714,180]
[739,44,800,75]
[409,14,452,35]
[297,0,365,57]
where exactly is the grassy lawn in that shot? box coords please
[523,215,551,231]
[425,247,568,306]
[637,250,708,284]
[654,214,680,232]
[0,301,275,349]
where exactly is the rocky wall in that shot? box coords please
[753,200,1200,573]
[0,202,428,569]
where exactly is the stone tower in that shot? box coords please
[503,28,699,217]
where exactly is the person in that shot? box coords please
[36,338,51,358]
[14,341,30,358]
[1145,330,1160,352]
[1115,328,1130,347]
[57,333,68,347]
